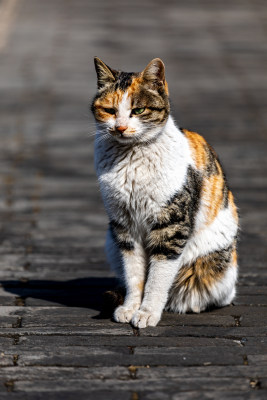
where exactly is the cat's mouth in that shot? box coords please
[110,129,137,140]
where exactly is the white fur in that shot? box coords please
[180,207,238,267]
[113,240,147,323]
[132,258,184,328]
[117,91,131,128]
[95,110,238,328]
[95,116,192,237]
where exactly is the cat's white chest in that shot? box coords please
[99,149,164,226]
[95,118,192,235]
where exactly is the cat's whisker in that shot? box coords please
[95,132,113,145]
[87,124,110,139]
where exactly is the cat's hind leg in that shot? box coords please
[166,245,238,313]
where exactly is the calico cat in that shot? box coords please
[91,57,238,328]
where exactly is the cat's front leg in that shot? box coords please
[108,222,146,324]
[114,241,146,323]
[131,257,183,328]
[132,213,189,328]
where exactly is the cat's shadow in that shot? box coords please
[0,277,123,319]
[1,278,225,321]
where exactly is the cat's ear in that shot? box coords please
[141,58,166,86]
[94,57,117,89]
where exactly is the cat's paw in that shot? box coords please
[113,305,140,324]
[131,309,161,328]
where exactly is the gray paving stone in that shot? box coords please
[0,0,266,398]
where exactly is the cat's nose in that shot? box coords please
[116,125,128,133]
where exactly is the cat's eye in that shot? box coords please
[132,108,145,115]
[104,108,116,115]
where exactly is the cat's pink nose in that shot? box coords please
[116,125,128,133]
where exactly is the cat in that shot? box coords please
[91,57,238,328]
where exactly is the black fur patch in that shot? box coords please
[148,166,202,260]
[222,182,229,208]
[204,143,230,210]
[114,72,135,91]
[109,220,134,252]
[205,143,220,176]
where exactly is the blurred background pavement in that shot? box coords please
[0,0,267,398]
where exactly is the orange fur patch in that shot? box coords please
[228,191,238,222]
[127,76,143,96]
[94,80,144,121]
[137,281,144,292]
[95,89,125,109]
[232,248,238,266]
[184,129,231,226]
[176,258,222,294]
[128,75,169,97]
[183,129,208,170]
[164,80,169,96]
[94,90,126,122]
[203,172,224,225]
[174,246,233,297]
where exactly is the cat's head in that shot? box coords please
[91,58,170,144]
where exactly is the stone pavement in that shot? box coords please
[0,0,267,398]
